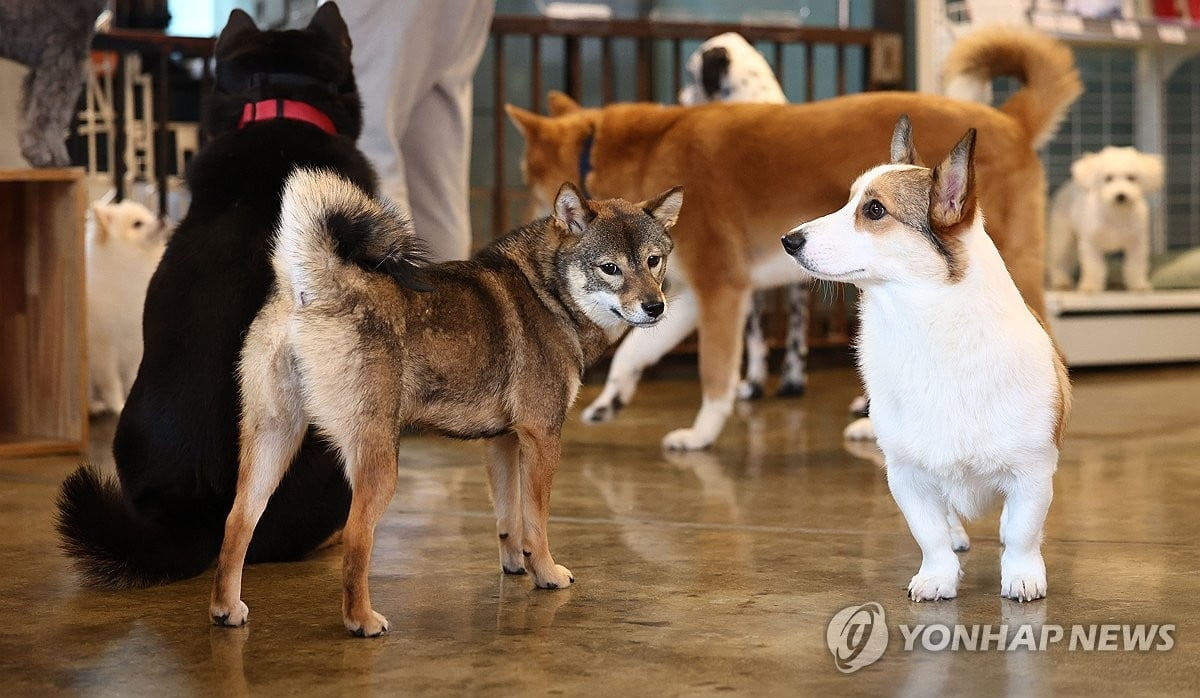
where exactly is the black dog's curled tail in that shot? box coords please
[55,466,220,588]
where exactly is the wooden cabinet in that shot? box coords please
[0,168,88,457]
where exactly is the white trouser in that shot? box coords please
[340,0,494,261]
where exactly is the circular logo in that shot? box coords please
[826,603,888,673]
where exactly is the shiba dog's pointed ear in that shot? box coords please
[640,186,685,230]
[930,129,977,235]
[506,105,544,138]
[308,2,352,57]
[890,114,923,166]
[548,91,581,117]
[554,182,594,235]
[215,9,259,59]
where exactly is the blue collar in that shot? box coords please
[578,132,595,198]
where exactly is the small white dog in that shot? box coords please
[678,32,786,106]
[1048,146,1164,293]
[87,199,166,415]
[782,116,1071,602]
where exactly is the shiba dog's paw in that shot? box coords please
[532,564,574,590]
[843,417,876,441]
[736,380,764,400]
[582,395,622,423]
[662,427,713,451]
[345,610,390,637]
[210,599,249,627]
[908,572,958,602]
[1001,557,1047,602]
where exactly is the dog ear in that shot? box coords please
[547,91,581,117]
[505,105,544,139]
[890,114,923,166]
[308,2,353,58]
[215,9,259,60]
[1070,152,1098,187]
[1139,153,1165,194]
[553,182,594,235]
[91,202,113,244]
[929,129,977,235]
[640,186,685,230]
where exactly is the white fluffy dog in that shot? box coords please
[782,117,1071,602]
[678,32,786,106]
[87,200,166,415]
[1048,146,1164,293]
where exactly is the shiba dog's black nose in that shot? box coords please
[642,300,665,318]
[781,230,806,255]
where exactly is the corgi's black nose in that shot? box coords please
[781,230,806,255]
[642,300,665,318]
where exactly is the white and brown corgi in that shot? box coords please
[781,116,1071,602]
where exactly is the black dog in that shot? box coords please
[56,4,399,587]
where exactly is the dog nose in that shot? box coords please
[781,230,806,255]
[641,300,665,318]
[1115,193,1129,204]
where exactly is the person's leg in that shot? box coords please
[398,1,493,261]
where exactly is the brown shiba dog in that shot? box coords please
[507,27,1080,451]
[209,169,681,636]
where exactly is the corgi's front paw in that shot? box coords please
[210,599,249,627]
[843,417,876,441]
[1001,556,1047,602]
[532,563,574,590]
[908,572,958,602]
[344,609,390,638]
[662,427,713,451]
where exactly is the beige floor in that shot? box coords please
[2,362,1199,695]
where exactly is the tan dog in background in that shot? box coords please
[508,27,1080,450]
[209,170,681,636]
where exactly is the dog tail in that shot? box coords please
[55,466,221,588]
[941,26,1082,149]
[274,168,429,305]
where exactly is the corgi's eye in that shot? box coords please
[599,262,621,276]
[863,199,886,221]
[647,255,661,268]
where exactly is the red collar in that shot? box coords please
[238,99,337,136]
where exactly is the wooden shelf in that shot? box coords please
[0,168,88,458]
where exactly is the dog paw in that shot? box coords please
[1076,280,1104,294]
[345,610,390,637]
[1127,282,1153,293]
[533,564,574,590]
[1001,573,1047,602]
[843,417,876,441]
[662,427,713,451]
[736,380,764,400]
[582,396,622,423]
[776,380,806,397]
[210,599,249,627]
[908,572,958,602]
[950,530,971,553]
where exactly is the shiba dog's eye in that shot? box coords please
[647,255,661,268]
[599,262,621,276]
[863,199,886,221]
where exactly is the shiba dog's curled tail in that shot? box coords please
[941,26,1083,149]
[274,169,429,307]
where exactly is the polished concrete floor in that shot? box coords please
[2,361,1200,695]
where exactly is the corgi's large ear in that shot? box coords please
[308,2,352,58]
[215,9,258,60]
[1070,152,1098,187]
[640,186,685,230]
[91,202,113,244]
[506,104,544,139]
[548,91,581,117]
[553,182,594,235]
[1139,153,1165,194]
[930,129,977,235]
[890,114,923,166]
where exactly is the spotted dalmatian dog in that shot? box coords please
[679,32,809,399]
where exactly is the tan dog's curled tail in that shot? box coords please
[941,26,1082,149]
[274,168,429,308]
